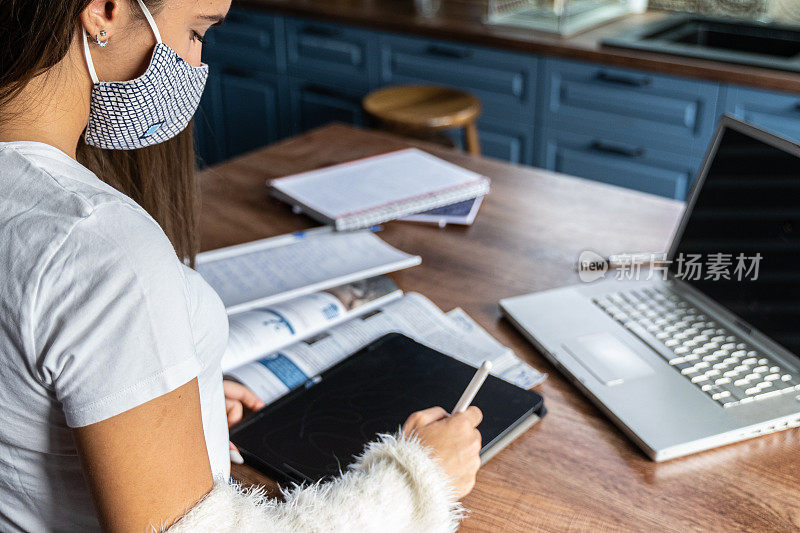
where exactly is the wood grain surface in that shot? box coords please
[199,124,800,532]
[237,0,800,94]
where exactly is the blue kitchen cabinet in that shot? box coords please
[378,34,538,122]
[197,62,287,163]
[285,18,377,87]
[217,68,286,158]
[475,118,534,164]
[195,9,287,163]
[203,8,285,72]
[442,116,534,165]
[723,85,800,143]
[376,33,537,163]
[288,78,368,133]
[195,7,800,201]
[540,58,722,159]
[194,71,224,166]
[283,18,374,134]
[540,126,702,199]
[538,57,724,198]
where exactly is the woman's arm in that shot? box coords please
[168,407,482,533]
[73,379,214,531]
[74,380,480,532]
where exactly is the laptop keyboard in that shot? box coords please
[592,287,800,408]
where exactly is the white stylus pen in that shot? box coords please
[452,361,492,414]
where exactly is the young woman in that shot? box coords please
[0,0,483,530]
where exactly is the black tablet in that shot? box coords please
[230,333,546,484]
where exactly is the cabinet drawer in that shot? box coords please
[203,8,283,72]
[444,118,533,164]
[542,58,720,155]
[723,85,800,144]
[540,127,702,199]
[378,34,537,121]
[477,118,534,165]
[288,78,368,134]
[285,19,376,85]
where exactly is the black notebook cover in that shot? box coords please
[230,333,545,484]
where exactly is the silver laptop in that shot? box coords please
[500,116,800,461]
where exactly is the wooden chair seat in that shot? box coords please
[363,85,482,155]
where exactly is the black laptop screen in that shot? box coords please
[670,126,800,358]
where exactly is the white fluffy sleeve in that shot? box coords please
[167,433,464,533]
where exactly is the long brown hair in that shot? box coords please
[0,0,199,264]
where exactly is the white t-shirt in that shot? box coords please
[0,141,231,531]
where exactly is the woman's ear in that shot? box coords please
[80,0,123,42]
[79,0,158,82]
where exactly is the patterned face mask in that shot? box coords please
[81,0,208,150]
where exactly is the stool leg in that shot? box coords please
[464,122,481,156]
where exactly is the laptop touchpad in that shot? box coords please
[562,333,655,386]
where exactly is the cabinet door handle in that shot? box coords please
[596,71,651,87]
[425,45,471,59]
[591,140,645,158]
[221,67,255,79]
[303,26,341,38]
[305,84,347,98]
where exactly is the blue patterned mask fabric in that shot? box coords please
[81,0,208,150]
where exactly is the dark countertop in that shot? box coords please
[237,0,800,94]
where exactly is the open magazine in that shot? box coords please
[220,276,402,371]
[224,286,546,405]
[195,227,546,407]
[195,227,420,314]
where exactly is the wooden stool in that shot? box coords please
[363,85,482,155]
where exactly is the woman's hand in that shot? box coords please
[402,406,483,499]
[223,380,264,427]
[223,380,264,464]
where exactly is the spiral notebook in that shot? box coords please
[268,148,491,231]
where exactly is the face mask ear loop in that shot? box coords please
[135,0,163,44]
[82,30,100,84]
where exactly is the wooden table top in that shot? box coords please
[198,124,800,532]
[238,0,800,94]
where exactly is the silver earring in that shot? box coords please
[95,30,108,47]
